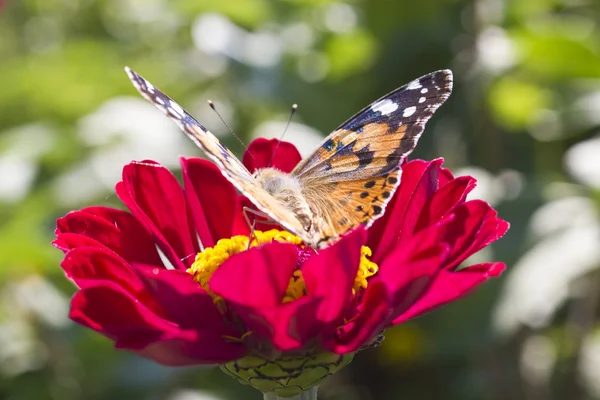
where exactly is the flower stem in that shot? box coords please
[263,387,318,400]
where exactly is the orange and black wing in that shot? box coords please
[292,70,453,248]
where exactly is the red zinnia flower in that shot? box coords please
[54,138,508,397]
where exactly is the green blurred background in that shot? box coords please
[1,0,600,399]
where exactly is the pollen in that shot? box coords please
[187,229,378,306]
[354,246,379,294]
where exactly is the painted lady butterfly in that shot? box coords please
[125,67,453,249]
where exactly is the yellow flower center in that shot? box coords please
[186,229,378,308]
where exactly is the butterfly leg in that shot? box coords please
[242,207,279,228]
[242,207,279,250]
[246,219,257,250]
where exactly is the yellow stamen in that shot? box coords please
[283,270,306,303]
[354,246,379,294]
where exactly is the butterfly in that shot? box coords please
[125,67,453,249]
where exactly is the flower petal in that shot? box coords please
[368,159,443,263]
[133,331,246,366]
[181,157,243,247]
[392,262,506,324]
[209,242,299,307]
[327,280,392,354]
[395,159,445,244]
[441,200,509,270]
[134,265,229,333]
[210,242,326,350]
[233,296,322,351]
[328,232,448,354]
[62,246,145,291]
[70,280,177,346]
[302,228,366,325]
[71,281,246,365]
[53,232,106,252]
[438,163,456,186]
[377,239,450,318]
[116,161,197,269]
[415,175,477,231]
[55,207,162,266]
[242,138,302,173]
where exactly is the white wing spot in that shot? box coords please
[371,99,399,116]
[421,88,428,94]
[407,80,422,90]
[402,106,417,117]
[168,101,185,118]
[146,81,155,93]
[419,97,426,103]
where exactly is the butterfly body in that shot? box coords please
[125,67,453,249]
[253,168,316,239]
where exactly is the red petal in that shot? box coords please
[327,281,392,354]
[415,175,477,231]
[209,243,298,307]
[61,246,146,294]
[395,159,444,244]
[133,331,246,366]
[327,232,448,353]
[441,200,509,270]
[376,235,450,317]
[71,281,246,365]
[61,247,165,315]
[392,262,506,324]
[368,159,443,263]
[210,243,325,350]
[231,200,252,236]
[53,232,106,252]
[116,161,196,270]
[233,296,322,351]
[181,157,241,247]
[69,280,177,345]
[56,209,114,237]
[302,228,366,326]
[56,207,162,266]
[438,163,456,186]
[134,265,230,334]
[242,138,302,173]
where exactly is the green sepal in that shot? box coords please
[220,352,355,398]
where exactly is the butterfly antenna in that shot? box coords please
[268,103,298,167]
[208,100,256,162]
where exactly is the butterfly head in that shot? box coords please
[252,168,294,191]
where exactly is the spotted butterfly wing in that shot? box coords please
[125,67,453,249]
[292,70,453,247]
[124,67,310,241]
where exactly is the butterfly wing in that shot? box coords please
[124,67,308,240]
[292,70,453,248]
